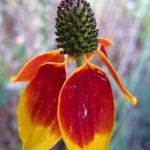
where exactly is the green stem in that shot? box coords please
[75,55,82,67]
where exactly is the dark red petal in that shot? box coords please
[18,62,66,149]
[58,63,115,150]
[100,45,108,58]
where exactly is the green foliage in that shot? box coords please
[109,1,150,149]
[0,84,8,105]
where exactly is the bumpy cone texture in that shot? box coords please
[55,0,99,56]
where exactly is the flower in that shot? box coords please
[11,0,137,150]
[11,41,137,150]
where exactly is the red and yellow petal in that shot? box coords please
[11,50,64,82]
[58,62,115,150]
[98,37,113,58]
[100,45,108,58]
[98,37,113,47]
[97,50,137,105]
[18,62,66,150]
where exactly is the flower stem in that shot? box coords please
[75,55,82,68]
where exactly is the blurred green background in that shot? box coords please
[0,0,150,150]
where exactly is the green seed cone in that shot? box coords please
[55,0,99,56]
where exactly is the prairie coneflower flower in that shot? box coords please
[11,0,137,150]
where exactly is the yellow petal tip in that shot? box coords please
[10,76,16,82]
[132,97,137,106]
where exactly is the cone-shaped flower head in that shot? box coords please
[55,0,99,56]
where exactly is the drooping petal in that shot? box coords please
[98,37,113,58]
[11,50,64,82]
[97,50,137,105]
[58,62,115,150]
[98,37,113,47]
[100,45,108,58]
[18,62,66,150]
